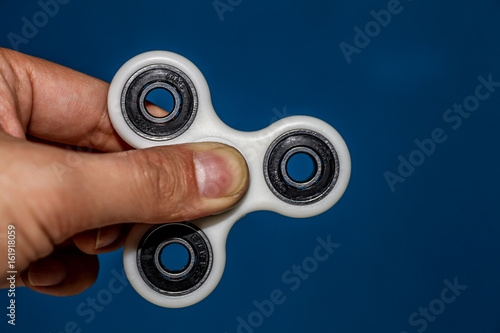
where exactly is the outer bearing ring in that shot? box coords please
[264,129,340,205]
[121,64,198,141]
[137,223,213,296]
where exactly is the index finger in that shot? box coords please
[0,48,129,152]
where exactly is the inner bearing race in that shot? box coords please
[281,146,323,189]
[154,238,195,279]
[139,82,180,123]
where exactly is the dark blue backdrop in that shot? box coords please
[1,0,499,332]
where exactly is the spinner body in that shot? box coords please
[107,51,351,308]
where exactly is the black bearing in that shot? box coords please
[137,222,212,296]
[264,129,339,205]
[121,64,197,140]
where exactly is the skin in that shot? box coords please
[0,48,249,296]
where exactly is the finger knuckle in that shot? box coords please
[133,148,197,220]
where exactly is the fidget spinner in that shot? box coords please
[107,51,351,308]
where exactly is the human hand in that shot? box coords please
[0,48,249,296]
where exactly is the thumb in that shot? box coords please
[75,142,249,229]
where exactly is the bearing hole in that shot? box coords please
[159,242,190,273]
[286,153,317,183]
[145,88,175,118]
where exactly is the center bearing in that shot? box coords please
[121,64,198,141]
[137,223,212,296]
[264,129,340,205]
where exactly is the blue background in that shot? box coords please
[1,0,500,332]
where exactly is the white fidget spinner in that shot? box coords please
[107,51,351,308]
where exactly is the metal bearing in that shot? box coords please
[264,129,340,205]
[121,64,198,141]
[137,223,213,296]
[138,82,181,124]
[280,146,323,189]
[153,238,195,279]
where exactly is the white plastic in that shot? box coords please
[108,51,351,308]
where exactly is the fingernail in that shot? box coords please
[95,225,123,249]
[194,147,248,199]
[28,257,68,287]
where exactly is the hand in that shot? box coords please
[0,48,249,296]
